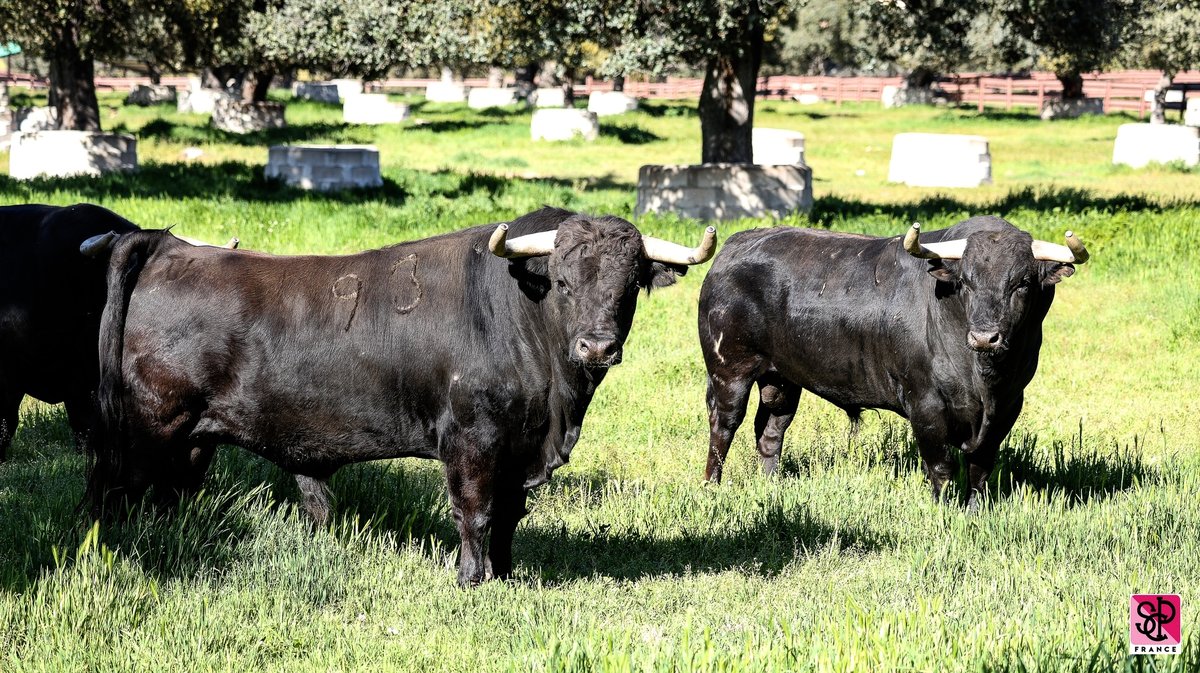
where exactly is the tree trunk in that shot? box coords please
[243,70,274,103]
[47,25,101,131]
[1151,71,1172,125]
[1058,72,1084,101]
[904,67,937,89]
[487,66,504,88]
[613,75,625,92]
[145,62,161,85]
[561,66,576,107]
[515,62,539,102]
[698,8,763,164]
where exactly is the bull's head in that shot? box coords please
[904,222,1088,354]
[490,214,716,368]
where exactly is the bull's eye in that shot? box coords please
[556,279,571,297]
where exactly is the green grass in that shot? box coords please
[1,90,1198,672]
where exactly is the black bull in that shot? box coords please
[85,207,715,585]
[0,203,140,459]
[698,216,1088,508]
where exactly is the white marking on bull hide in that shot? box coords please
[391,254,422,314]
[333,273,362,331]
[713,332,726,364]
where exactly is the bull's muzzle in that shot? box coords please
[967,329,1006,353]
[572,333,623,368]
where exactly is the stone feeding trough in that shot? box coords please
[292,82,341,104]
[1112,123,1200,168]
[125,84,177,106]
[425,80,468,103]
[330,79,363,100]
[9,131,137,179]
[178,88,233,115]
[888,133,991,188]
[752,128,806,165]
[343,94,409,125]
[265,144,383,191]
[588,91,638,116]
[531,109,598,142]
[636,164,813,221]
[533,88,566,108]
[212,99,286,134]
[468,88,517,109]
[1040,97,1104,120]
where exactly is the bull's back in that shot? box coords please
[700,227,926,412]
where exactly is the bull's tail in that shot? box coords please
[84,231,166,519]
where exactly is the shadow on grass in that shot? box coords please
[599,123,662,144]
[409,119,494,133]
[636,101,698,118]
[809,186,1200,226]
[132,118,374,148]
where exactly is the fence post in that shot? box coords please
[1037,82,1044,111]
[1006,78,1013,110]
[977,78,984,113]
[836,77,843,107]
[1104,81,1111,111]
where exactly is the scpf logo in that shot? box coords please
[1130,594,1181,655]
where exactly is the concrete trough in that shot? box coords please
[753,128,805,165]
[125,84,177,106]
[343,94,409,125]
[468,88,517,109]
[888,133,991,188]
[9,131,137,179]
[292,82,341,104]
[1112,123,1200,168]
[1186,99,1200,127]
[534,88,567,108]
[425,81,468,103]
[531,108,598,142]
[588,91,638,116]
[212,99,286,134]
[636,164,813,221]
[178,88,234,115]
[265,144,383,191]
[1040,97,1104,120]
[330,79,364,99]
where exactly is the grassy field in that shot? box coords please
[0,90,1198,672]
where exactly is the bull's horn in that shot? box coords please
[903,222,966,260]
[1031,231,1089,264]
[642,225,718,265]
[80,231,120,258]
[488,223,557,258]
[176,234,241,249]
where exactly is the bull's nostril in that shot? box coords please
[988,332,1000,344]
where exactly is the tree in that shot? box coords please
[0,0,140,130]
[996,0,1140,99]
[1124,0,1200,123]
[605,0,792,163]
[765,0,864,76]
[854,0,977,89]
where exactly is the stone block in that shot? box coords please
[534,88,567,108]
[588,91,639,117]
[1186,98,1200,127]
[635,164,813,221]
[9,131,137,179]
[752,128,806,165]
[125,84,177,106]
[468,88,517,109]
[331,79,364,99]
[1040,97,1104,120]
[15,106,58,132]
[1112,123,1200,168]
[882,85,944,108]
[265,144,382,191]
[531,109,599,142]
[887,133,991,188]
[292,82,341,104]
[178,88,234,115]
[425,81,468,103]
[212,99,286,134]
[343,93,410,125]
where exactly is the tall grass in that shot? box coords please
[0,92,1197,671]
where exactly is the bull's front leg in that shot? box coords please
[964,398,1023,513]
[444,447,496,587]
[485,481,528,581]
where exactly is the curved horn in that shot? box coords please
[80,231,119,258]
[903,222,966,260]
[488,223,557,259]
[175,234,241,249]
[1031,230,1089,264]
[642,225,718,265]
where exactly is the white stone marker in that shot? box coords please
[887,133,991,188]
[343,94,410,125]
[292,82,341,104]
[265,145,383,191]
[752,128,805,165]
[636,164,813,221]
[1112,123,1200,168]
[178,89,233,115]
[9,131,137,179]
[1186,99,1200,127]
[425,81,468,103]
[588,91,638,116]
[330,79,364,100]
[534,88,567,108]
[531,109,599,142]
[468,88,517,109]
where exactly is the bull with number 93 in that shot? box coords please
[83,207,716,586]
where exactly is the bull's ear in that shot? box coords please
[641,261,687,292]
[926,259,959,283]
[1041,262,1075,286]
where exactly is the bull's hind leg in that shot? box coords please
[753,376,801,476]
[908,406,955,503]
[296,473,334,526]
[704,371,756,483]
[0,386,20,462]
[444,446,497,587]
[485,479,528,581]
[63,393,94,453]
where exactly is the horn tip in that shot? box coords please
[1065,230,1074,238]
[705,225,716,234]
[912,222,921,230]
[498,222,509,231]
